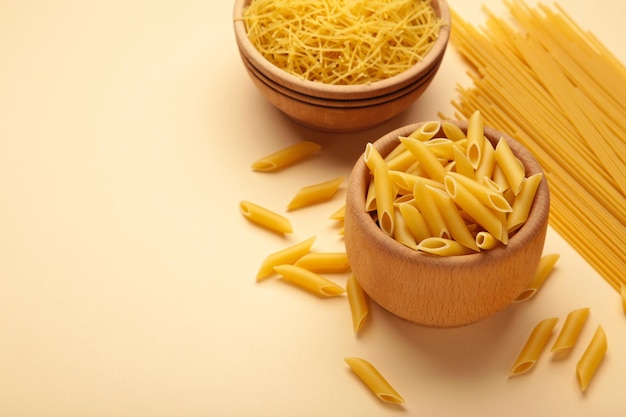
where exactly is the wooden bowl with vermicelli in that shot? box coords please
[343,120,550,327]
[233,0,451,132]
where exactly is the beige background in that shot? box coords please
[1,0,624,416]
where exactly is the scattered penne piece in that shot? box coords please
[287,176,345,211]
[346,274,369,334]
[514,254,560,302]
[576,325,607,392]
[344,357,404,404]
[239,200,293,234]
[509,317,559,376]
[256,236,316,281]
[273,264,345,297]
[551,308,590,355]
[251,141,321,172]
[294,252,350,274]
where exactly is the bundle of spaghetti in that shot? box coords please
[241,0,442,85]
[442,0,626,292]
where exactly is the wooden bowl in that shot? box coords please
[343,121,550,327]
[233,0,451,132]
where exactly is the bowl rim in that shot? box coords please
[345,120,550,270]
[233,0,451,100]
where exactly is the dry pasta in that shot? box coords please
[509,317,559,376]
[240,0,442,85]
[346,274,369,334]
[344,357,404,404]
[256,236,316,281]
[294,252,350,273]
[576,325,607,392]
[273,264,345,297]
[514,253,560,302]
[551,307,590,355]
[445,2,626,293]
[251,141,321,172]
[287,176,344,211]
[239,200,293,234]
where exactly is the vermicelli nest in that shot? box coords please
[241,0,442,85]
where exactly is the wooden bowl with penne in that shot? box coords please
[343,116,550,327]
[233,0,451,132]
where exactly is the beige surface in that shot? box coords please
[1,1,624,416]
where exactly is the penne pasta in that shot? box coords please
[465,110,484,168]
[329,204,346,222]
[475,231,500,250]
[287,176,344,211]
[514,254,560,302]
[452,145,474,178]
[447,172,512,213]
[364,142,386,174]
[374,161,395,237]
[294,252,351,273]
[474,135,495,184]
[551,308,590,355]
[256,236,316,281]
[393,210,418,250]
[495,137,525,195]
[400,136,447,183]
[398,202,431,243]
[442,121,466,141]
[428,186,479,251]
[273,264,345,297]
[409,120,441,141]
[239,200,293,234]
[344,357,404,404]
[509,317,559,376]
[413,178,448,238]
[576,325,607,392]
[417,237,476,256]
[251,141,321,172]
[507,173,544,232]
[346,274,369,334]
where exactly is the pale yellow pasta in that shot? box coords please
[256,236,316,281]
[398,202,431,242]
[507,173,544,232]
[273,264,345,297]
[475,231,500,250]
[452,145,474,178]
[330,204,345,221]
[373,161,395,237]
[413,178,448,238]
[510,317,559,376]
[344,357,404,404]
[551,307,590,354]
[385,149,416,172]
[444,175,508,244]
[251,141,321,172]
[294,252,350,273]
[417,237,476,256]
[495,138,525,195]
[389,170,444,195]
[514,254,560,302]
[474,136,496,184]
[346,274,368,334]
[442,121,466,141]
[424,138,457,161]
[428,186,479,251]
[409,120,441,142]
[576,325,607,392]
[465,110,484,168]
[239,200,293,234]
[287,176,344,211]
[364,142,386,174]
[400,136,447,183]
[393,210,418,250]
[447,172,512,213]
[365,180,377,212]
[491,163,511,193]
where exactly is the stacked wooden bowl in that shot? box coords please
[233,0,451,133]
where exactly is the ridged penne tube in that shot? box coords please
[344,357,404,404]
[417,237,476,256]
[509,317,559,376]
[364,142,386,174]
[239,200,293,234]
[346,274,368,334]
[514,254,560,302]
[256,236,316,281]
[444,176,508,244]
[287,176,344,211]
[398,202,431,242]
[408,120,441,141]
[424,138,456,160]
[393,210,418,250]
[385,148,415,172]
[495,138,525,195]
[400,136,447,183]
[365,180,377,212]
[389,170,444,195]
[273,264,345,297]
[383,142,407,162]
[491,163,511,193]
[413,178,448,238]
[447,172,512,213]
[507,173,544,232]
[465,110,484,168]
[551,308,590,354]
[474,135,495,184]
[475,231,500,250]
[428,186,479,252]
[452,145,474,178]
[576,326,607,392]
[251,141,321,172]
[442,121,466,141]
[374,162,395,237]
[294,252,350,273]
